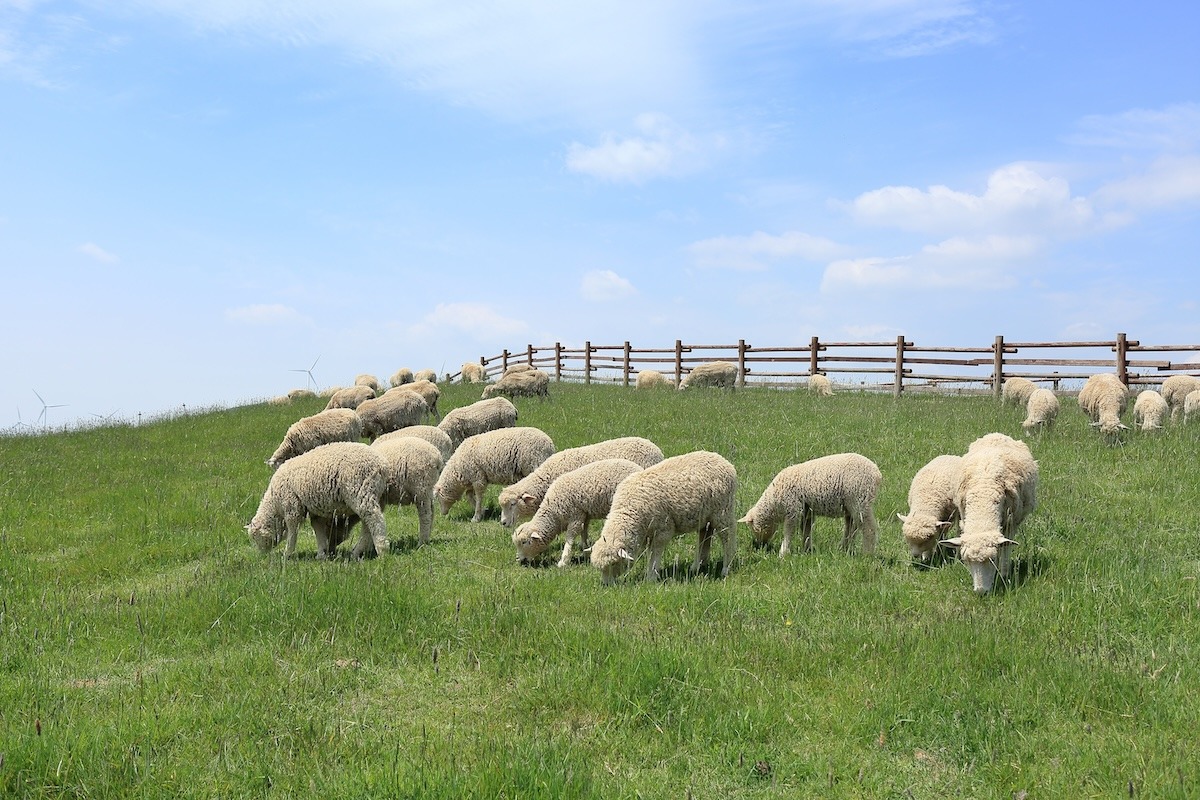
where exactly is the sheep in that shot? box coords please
[739,453,881,557]
[497,436,665,527]
[896,454,963,562]
[354,374,383,396]
[288,388,317,401]
[512,458,645,567]
[808,374,833,396]
[1001,377,1037,407]
[1021,388,1060,434]
[245,441,389,560]
[387,379,440,420]
[482,368,550,400]
[413,368,437,383]
[438,397,519,450]
[324,384,376,411]
[590,451,737,584]
[941,432,1038,594]
[678,361,738,390]
[1162,375,1200,423]
[635,370,667,389]
[460,362,485,384]
[433,427,556,522]
[1077,373,1129,435]
[1133,389,1169,431]
[355,390,429,441]
[1185,389,1200,423]
[374,424,454,462]
[267,408,364,469]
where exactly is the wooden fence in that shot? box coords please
[450,334,1200,397]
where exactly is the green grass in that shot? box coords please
[2,382,1198,798]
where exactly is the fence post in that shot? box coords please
[526,344,534,366]
[737,339,747,388]
[502,349,510,373]
[675,340,683,387]
[584,341,592,385]
[1115,332,1129,385]
[623,342,631,387]
[894,336,905,398]
[809,336,819,377]
[554,343,562,381]
[992,336,1004,398]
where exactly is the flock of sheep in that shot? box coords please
[246,362,1200,595]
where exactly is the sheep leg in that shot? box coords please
[841,513,854,551]
[351,505,389,559]
[645,530,665,582]
[415,491,434,546]
[779,515,797,557]
[801,507,815,553]
[693,522,713,574]
[283,516,302,558]
[558,518,584,567]
[470,482,487,522]
[719,515,736,577]
[860,511,878,555]
[311,516,332,560]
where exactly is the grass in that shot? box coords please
[1,381,1198,798]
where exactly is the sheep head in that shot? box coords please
[941,534,1018,594]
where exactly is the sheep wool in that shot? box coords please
[943,432,1038,594]
[387,379,441,420]
[1162,374,1200,423]
[246,441,389,560]
[1133,389,1169,431]
[413,369,437,383]
[740,453,881,557]
[433,427,556,522]
[678,361,738,390]
[512,458,645,567]
[1001,377,1037,407]
[374,424,454,462]
[897,454,963,562]
[808,374,833,396]
[1021,388,1060,434]
[590,451,737,585]
[288,388,317,401]
[460,362,485,384]
[1184,389,1200,423]
[354,374,383,396]
[390,368,414,388]
[324,384,376,411]
[438,397,519,450]
[1077,373,1128,435]
[268,408,364,469]
[356,390,429,441]
[482,368,550,400]
[635,370,667,389]
[371,437,443,545]
[498,436,665,527]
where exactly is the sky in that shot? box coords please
[2,1,1199,428]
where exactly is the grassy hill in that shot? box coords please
[1,381,1197,797]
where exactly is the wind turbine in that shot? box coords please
[290,355,321,392]
[33,390,66,428]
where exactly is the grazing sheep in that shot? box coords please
[482,368,550,400]
[246,442,389,560]
[390,368,414,388]
[1021,388,1060,434]
[433,427,556,522]
[1077,373,1129,435]
[267,408,364,469]
[438,397,519,450]
[1185,389,1200,423]
[512,458,645,567]
[678,361,738,390]
[288,388,317,401]
[318,386,342,398]
[324,385,376,411]
[636,370,667,389]
[942,432,1038,594]
[354,374,383,396]
[808,374,833,396]
[590,451,737,584]
[374,424,454,462]
[460,362,485,384]
[412,368,437,383]
[1001,377,1037,407]
[371,437,442,545]
[498,436,665,527]
[387,379,440,420]
[1162,375,1200,423]
[740,453,881,557]
[356,390,429,441]
[896,454,963,562]
[1133,389,1169,431]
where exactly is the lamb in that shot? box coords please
[1021,388,1060,434]
[245,441,389,560]
[808,374,833,396]
[460,362,485,384]
[1185,389,1200,423]
[267,408,364,469]
[497,436,665,527]
[354,374,383,396]
[1133,389,1169,431]
[374,424,454,462]
[389,368,414,388]
[512,458,644,567]
[1001,377,1037,407]
[590,451,737,584]
[678,361,738,390]
[482,368,550,400]
[355,390,429,441]
[739,453,881,557]
[1077,373,1129,435]
[635,370,667,389]
[437,397,519,450]
[387,379,440,420]
[433,427,556,522]
[1161,374,1200,423]
[896,454,963,562]
[324,384,376,411]
[942,432,1038,594]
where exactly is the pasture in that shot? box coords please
[1,381,1197,798]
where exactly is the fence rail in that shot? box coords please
[448,334,1200,397]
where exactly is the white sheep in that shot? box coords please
[1077,373,1129,435]
[1001,377,1037,407]
[437,397,519,450]
[1185,389,1200,423]
[371,437,442,546]
[354,374,383,396]
[433,427,556,522]
[324,384,376,411]
[678,361,738,390]
[356,390,429,441]
[288,388,317,401]
[635,370,667,389]
[246,441,389,560]
[1133,389,1169,431]
[1162,374,1200,423]
[390,368,414,388]
[512,458,645,567]
[942,432,1038,594]
[590,451,738,585]
[808,374,833,396]
[482,368,550,399]
[498,436,665,527]
[460,362,485,384]
[267,408,364,469]
[374,424,454,462]
[1021,388,1060,434]
[412,369,437,383]
[896,454,962,562]
[387,379,441,420]
[739,453,881,557]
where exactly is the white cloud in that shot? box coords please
[1093,155,1200,212]
[77,242,119,263]
[566,113,719,183]
[820,234,1033,292]
[1068,103,1200,151]
[225,303,308,325]
[407,302,528,342]
[688,230,844,271]
[580,270,636,301]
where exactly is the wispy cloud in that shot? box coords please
[566,113,720,183]
[580,270,636,301]
[1067,102,1200,151]
[407,302,528,342]
[77,242,119,263]
[225,303,309,325]
[688,230,844,271]
[821,234,1034,292]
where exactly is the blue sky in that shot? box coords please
[2,1,1198,427]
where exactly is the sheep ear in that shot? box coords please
[520,493,537,504]
[738,511,754,524]
[529,532,544,542]
[896,512,909,523]
[618,547,635,562]
[940,537,963,549]
[581,546,593,554]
